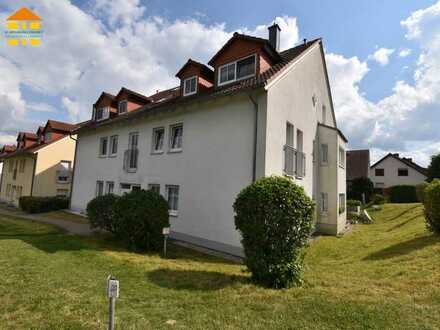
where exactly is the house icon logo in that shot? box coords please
[4,7,43,46]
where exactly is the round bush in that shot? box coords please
[113,189,170,251]
[86,194,120,233]
[233,176,314,289]
[389,185,418,203]
[423,179,440,234]
[348,177,374,202]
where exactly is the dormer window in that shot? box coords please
[218,54,256,86]
[95,106,110,121]
[44,132,52,142]
[118,100,127,114]
[183,76,197,96]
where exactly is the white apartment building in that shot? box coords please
[70,25,347,256]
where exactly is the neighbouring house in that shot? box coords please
[369,153,427,189]
[70,24,347,256]
[0,145,17,194]
[346,149,370,186]
[0,120,77,206]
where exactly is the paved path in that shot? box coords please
[0,208,93,236]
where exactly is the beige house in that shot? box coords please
[0,120,77,206]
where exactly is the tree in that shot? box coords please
[427,153,440,182]
[348,177,374,203]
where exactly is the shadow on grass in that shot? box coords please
[147,268,249,291]
[386,212,423,232]
[385,205,420,222]
[364,234,439,260]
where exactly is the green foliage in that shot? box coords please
[233,176,314,289]
[427,153,440,181]
[423,179,440,234]
[388,185,418,203]
[416,182,429,203]
[19,196,69,214]
[348,212,374,224]
[347,200,361,207]
[86,194,120,233]
[113,189,170,251]
[348,177,374,202]
[371,194,386,205]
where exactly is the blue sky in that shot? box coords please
[0,0,440,165]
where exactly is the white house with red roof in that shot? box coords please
[70,24,347,256]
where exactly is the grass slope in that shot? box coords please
[0,203,439,329]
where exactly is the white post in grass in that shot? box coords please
[163,227,170,257]
[107,275,119,330]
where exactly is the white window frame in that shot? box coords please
[148,183,160,195]
[166,185,179,216]
[57,160,72,184]
[339,147,345,168]
[99,137,108,157]
[183,76,198,96]
[218,54,256,86]
[169,124,183,152]
[96,181,104,197]
[321,144,328,165]
[109,135,118,157]
[339,193,346,214]
[106,181,115,194]
[151,127,165,154]
[95,106,110,121]
[118,100,127,114]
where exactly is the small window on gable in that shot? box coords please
[95,107,110,121]
[398,168,409,176]
[118,101,127,114]
[375,168,384,176]
[183,76,197,96]
[218,54,256,85]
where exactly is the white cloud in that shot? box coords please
[398,48,412,57]
[27,102,56,113]
[368,47,395,66]
[0,135,17,146]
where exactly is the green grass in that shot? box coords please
[39,210,89,224]
[0,203,439,329]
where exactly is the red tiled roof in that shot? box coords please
[76,38,321,133]
[115,87,151,103]
[18,132,38,140]
[46,119,77,132]
[176,59,214,80]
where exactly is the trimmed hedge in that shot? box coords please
[86,194,120,233]
[113,189,170,251]
[416,182,429,203]
[233,176,314,289]
[423,179,440,234]
[19,196,69,214]
[388,185,418,203]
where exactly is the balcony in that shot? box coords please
[123,148,139,172]
[284,145,306,178]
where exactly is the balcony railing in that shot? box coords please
[284,145,306,178]
[123,148,139,172]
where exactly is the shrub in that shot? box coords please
[86,194,119,233]
[348,177,374,202]
[388,185,418,203]
[113,189,169,251]
[423,179,440,234]
[233,176,314,289]
[347,200,361,207]
[19,196,69,213]
[371,194,386,205]
[348,212,373,225]
[416,182,429,203]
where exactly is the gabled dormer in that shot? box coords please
[36,126,45,144]
[176,59,214,97]
[16,132,38,149]
[114,87,151,114]
[41,120,76,142]
[92,92,117,121]
[208,24,282,87]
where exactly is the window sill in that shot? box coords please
[151,150,164,155]
[98,155,107,158]
[169,211,178,217]
[57,181,70,184]
[126,168,137,173]
[320,162,328,167]
[168,149,182,154]
[108,154,117,158]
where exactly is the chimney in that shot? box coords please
[268,23,281,52]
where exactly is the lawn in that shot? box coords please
[0,203,439,329]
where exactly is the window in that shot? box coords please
[106,181,114,194]
[321,144,328,164]
[132,185,141,191]
[6,184,11,197]
[339,147,345,168]
[19,159,26,173]
[339,193,346,214]
[152,127,164,153]
[169,124,183,151]
[57,161,71,183]
[99,137,108,157]
[286,122,294,146]
[17,186,22,198]
[57,189,69,197]
[8,160,13,172]
[375,182,385,188]
[218,54,256,85]
[166,185,179,216]
[322,105,326,124]
[296,129,303,152]
[125,132,139,171]
[95,107,110,121]
[96,181,104,197]
[183,76,197,96]
[110,135,118,156]
[118,101,127,114]
[321,193,328,213]
[148,184,160,195]
[375,168,384,176]
[44,132,52,142]
[398,168,409,176]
